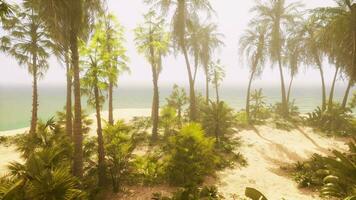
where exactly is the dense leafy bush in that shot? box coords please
[103,120,143,193]
[152,185,224,200]
[160,106,179,138]
[290,140,356,199]
[201,101,236,143]
[249,89,271,122]
[306,104,355,136]
[165,123,217,186]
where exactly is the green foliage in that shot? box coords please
[152,185,224,200]
[273,100,300,118]
[249,89,270,122]
[103,120,142,193]
[306,104,355,136]
[134,150,165,185]
[201,101,236,143]
[160,106,179,138]
[235,111,250,128]
[166,84,188,125]
[291,140,356,199]
[245,187,268,200]
[165,123,217,186]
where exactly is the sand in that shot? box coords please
[0,112,350,199]
[216,125,348,200]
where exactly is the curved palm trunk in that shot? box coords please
[70,30,83,178]
[328,66,340,109]
[65,51,73,138]
[108,82,114,125]
[342,79,353,109]
[94,75,106,187]
[29,59,38,135]
[277,59,288,117]
[246,71,255,123]
[317,63,327,111]
[182,46,197,121]
[286,76,294,104]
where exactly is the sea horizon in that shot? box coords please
[0,84,353,131]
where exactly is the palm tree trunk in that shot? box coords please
[182,45,196,121]
[151,66,159,142]
[246,71,255,123]
[204,65,209,103]
[215,81,220,104]
[317,63,327,111]
[70,29,83,178]
[94,77,106,187]
[29,60,38,135]
[108,81,114,125]
[65,50,73,138]
[278,58,288,117]
[342,78,353,109]
[328,66,340,109]
[286,76,294,104]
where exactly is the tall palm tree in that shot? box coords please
[135,10,170,142]
[26,0,103,178]
[102,12,129,126]
[299,17,327,111]
[80,27,109,186]
[252,0,303,117]
[313,0,356,109]
[1,4,52,135]
[199,22,224,103]
[239,23,267,123]
[146,0,213,121]
[209,59,225,104]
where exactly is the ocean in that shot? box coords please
[0,84,352,131]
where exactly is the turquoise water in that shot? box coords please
[0,85,352,131]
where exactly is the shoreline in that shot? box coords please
[0,108,152,137]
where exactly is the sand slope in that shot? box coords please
[217,125,348,200]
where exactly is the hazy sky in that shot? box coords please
[1,0,342,88]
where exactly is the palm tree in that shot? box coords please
[252,0,303,117]
[26,0,103,178]
[146,0,213,121]
[80,27,110,186]
[199,22,224,103]
[209,59,225,104]
[239,23,267,123]
[299,17,327,111]
[0,0,12,23]
[102,13,129,125]
[135,10,170,142]
[313,0,356,109]
[1,4,52,135]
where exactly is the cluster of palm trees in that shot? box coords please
[240,0,356,122]
[136,0,225,141]
[0,0,131,182]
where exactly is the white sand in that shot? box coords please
[0,108,151,174]
[216,125,348,200]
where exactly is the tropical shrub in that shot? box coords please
[103,120,142,193]
[201,101,236,143]
[152,185,224,200]
[273,100,299,118]
[160,106,179,138]
[306,104,355,136]
[249,89,270,122]
[235,111,249,128]
[164,123,217,186]
[166,84,188,125]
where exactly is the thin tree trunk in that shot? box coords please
[317,63,327,111]
[151,71,159,141]
[29,59,38,135]
[278,58,288,117]
[108,82,114,125]
[182,45,196,121]
[246,71,255,123]
[328,66,340,109]
[286,76,294,104]
[94,74,106,187]
[342,78,353,109]
[65,50,73,138]
[215,82,219,104]
[204,65,209,103]
[70,29,83,178]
